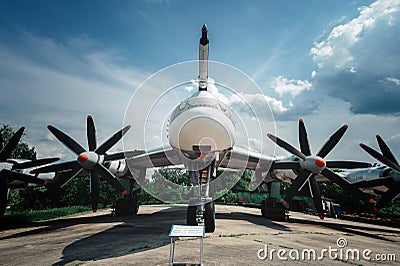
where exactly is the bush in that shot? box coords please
[378,200,400,217]
[1,206,92,230]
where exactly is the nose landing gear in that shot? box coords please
[186,160,216,233]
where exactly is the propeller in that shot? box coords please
[0,126,59,218]
[268,119,373,219]
[360,135,400,208]
[31,115,131,212]
[0,126,58,185]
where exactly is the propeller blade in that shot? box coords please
[272,161,300,170]
[285,169,312,201]
[93,163,126,194]
[376,185,400,209]
[376,135,399,167]
[48,125,85,155]
[326,161,372,169]
[30,160,78,174]
[298,119,311,156]
[321,168,373,204]
[103,150,145,161]
[317,125,348,158]
[0,126,25,162]
[95,125,131,155]
[360,143,400,173]
[90,171,100,212]
[87,115,97,151]
[309,175,325,219]
[267,133,306,160]
[51,166,83,188]
[2,169,48,185]
[12,157,59,170]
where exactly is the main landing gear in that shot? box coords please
[186,160,216,233]
[114,179,139,216]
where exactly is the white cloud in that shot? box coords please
[184,85,194,93]
[310,0,400,115]
[271,75,312,97]
[386,77,400,86]
[311,0,400,71]
[227,92,317,122]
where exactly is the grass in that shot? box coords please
[1,206,92,230]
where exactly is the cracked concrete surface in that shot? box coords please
[0,205,398,265]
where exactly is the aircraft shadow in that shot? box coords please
[217,209,399,243]
[0,212,136,240]
[216,211,292,231]
[288,215,399,242]
[52,206,186,265]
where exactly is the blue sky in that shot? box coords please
[1,0,399,163]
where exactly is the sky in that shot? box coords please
[0,0,400,164]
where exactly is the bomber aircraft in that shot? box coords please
[33,25,378,232]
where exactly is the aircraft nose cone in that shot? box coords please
[315,158,326,168]
[78,153,89,163]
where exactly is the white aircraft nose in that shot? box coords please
[169,107,235,152]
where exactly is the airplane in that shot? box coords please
[335,135,400,209]
[0,127,59,218]
[33,25,374,232]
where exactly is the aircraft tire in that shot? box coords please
[204,202,215,233]
[261,199,267,217]
[187,205,198,226]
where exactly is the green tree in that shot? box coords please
[230,170,252,192]
[155,168,191,186]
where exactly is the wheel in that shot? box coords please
[204,202,215,233]
[115,196,139,216]
[187,205,198,226]
[114,198,125,216]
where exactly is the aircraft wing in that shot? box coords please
[125,145,273,191]
[218,146,273,171]
[126,146,273,170]
[126,147,183,168]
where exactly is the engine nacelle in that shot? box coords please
[342,166,391,183]
[106,160,129,178]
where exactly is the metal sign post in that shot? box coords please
[169,225,205,266]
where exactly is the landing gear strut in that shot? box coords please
[186,160,216,233]
[115,179,139,216]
